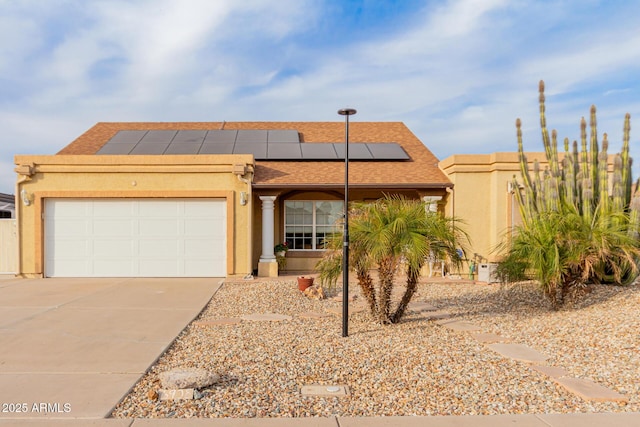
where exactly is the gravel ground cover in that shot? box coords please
[111,277,639,418]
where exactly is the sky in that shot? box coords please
[2,0,640,195]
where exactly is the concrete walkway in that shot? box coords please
[0,277,222,420]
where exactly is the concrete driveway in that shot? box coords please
[0,277,222,420]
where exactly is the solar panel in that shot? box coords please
[139,130,177,143]
[333,143,373,159]
[173,130,207,143]
[300,144,338,159]
[367,143,410,160]
[98,129,411,161]
[130,143,170,154]
[233,143,267,158]
[268,143,302,159]
[109,130,147,143]
[204,130,238,143]
[268,130,299,143]
[164,142,203,154]
[96,143,137,154]
[199,143,234,154]
[236,130,268,143]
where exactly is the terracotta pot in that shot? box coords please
[297,276,314,292]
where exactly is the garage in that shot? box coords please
[44,199,226,277]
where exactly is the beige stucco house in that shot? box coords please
[14,121,452,278]
[439,151,618,272]
[438,152,536,265]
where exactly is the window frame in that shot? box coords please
[283,200,343,251]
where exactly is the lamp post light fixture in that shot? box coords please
[338,107,356,337]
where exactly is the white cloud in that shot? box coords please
[2,0,640,194]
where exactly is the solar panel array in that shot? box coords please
[97,130,410,160]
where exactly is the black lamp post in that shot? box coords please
[338,107,356,337]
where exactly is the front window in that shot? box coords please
[284,201,343,250]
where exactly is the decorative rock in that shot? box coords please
[303,285,326,300]
[332,292,357,302]
[159,368,220,390]
[110,280,640,418]
[158,388,194,401]
[147,389,158,401]
[350,303,368,313]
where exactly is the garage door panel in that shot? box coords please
[93,219,132,235]
[93,259,135,276]
[52,219,91,236]
[92,200,135,216]
[184,219,223,236]
[185,202,223,217]
[185,239,217,256]
[48,259,91,277]
[93,240,134,257]
[48,239,90,258]
[138,239,178,256]
[138,202,180,217]
[45,199,226,277]
[138,259,180,276]
[185,260,217,274]
[139,219,180,236]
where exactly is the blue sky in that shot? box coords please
[2,0,640,194]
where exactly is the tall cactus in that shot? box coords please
[597,135,609,216]
[621,113,632,205]
[590,105,599,203]
[515,80,639,229]
[505,83,640,302]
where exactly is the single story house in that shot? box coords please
[14,121,452,278]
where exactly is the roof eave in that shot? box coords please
[252,183,453,190]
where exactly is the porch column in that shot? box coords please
[423,196,442,213]
[258,195,278,277]
[423,196,444,277]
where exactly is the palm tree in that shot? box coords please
[316,194,467,324]
[498,202,640,309]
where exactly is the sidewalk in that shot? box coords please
[1,412,640,426]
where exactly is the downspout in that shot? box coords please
[237,166,254,280]
[446,186,456,273]
[446,187,455,220]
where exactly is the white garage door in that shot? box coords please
[44,199,226,277]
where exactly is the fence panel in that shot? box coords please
[0,219,17,274]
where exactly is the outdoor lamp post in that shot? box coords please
[338,107,356,337]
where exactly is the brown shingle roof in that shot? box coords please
[57,122,451,188]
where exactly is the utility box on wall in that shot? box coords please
[478,263,499,283]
